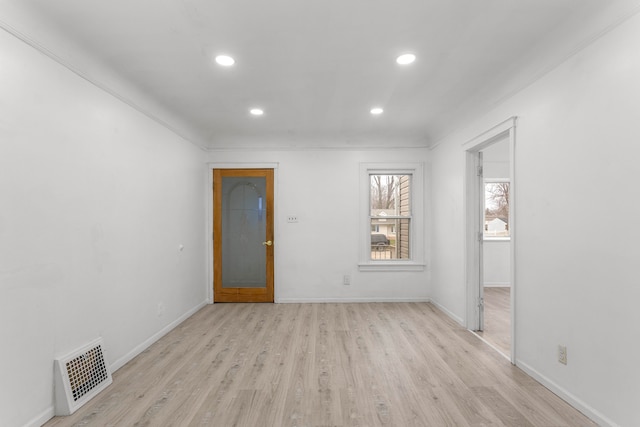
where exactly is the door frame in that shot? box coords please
[206,163,279,303]
[463,117,517,363]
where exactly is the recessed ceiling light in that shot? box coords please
[250,108,264,116]
[370,107,384,115]
[215,55,235,66]
[396,53,416,65]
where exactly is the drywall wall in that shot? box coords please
[0,2,207,147]
[483,241,510,286]
[482,138,510,179]
[430,11,640,427]
[0,28,207,427]
[206,148,430,303]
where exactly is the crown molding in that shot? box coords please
[0,18,208,151]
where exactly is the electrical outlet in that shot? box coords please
[558,345,567,365]
[343,275,351,285]
[287,216,298,223]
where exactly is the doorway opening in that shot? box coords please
[464,118,516,362]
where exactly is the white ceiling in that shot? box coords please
[3,0,640,149]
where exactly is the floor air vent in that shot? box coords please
[54,338,113,415]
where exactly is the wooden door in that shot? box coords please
[213,169,274,302]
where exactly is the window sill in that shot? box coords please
[358,262,425,272]
[483,237,511,242]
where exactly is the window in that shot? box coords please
[484,180,510,238]
[370,174,411,260]
[359,163,424,271]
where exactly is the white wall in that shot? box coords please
[482,138,510,179]
[206,148,430,302]
[0,29,207,427]
[483,241,510,286]
[430,12,640,427]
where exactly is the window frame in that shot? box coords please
[483,178,511,241]
[359,163,425,271]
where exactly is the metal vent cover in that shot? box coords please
[54,338,113,415]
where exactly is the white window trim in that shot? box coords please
[358,162,425,272]
[484,237,511,242]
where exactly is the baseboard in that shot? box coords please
[469,330,511,362]
[30,301,208,427]
[516,360,618,427]
[429,299,465,326]
[110,300,208,372]
[23,406,54,427]
[275,297,430,303]
[483,283,511,287]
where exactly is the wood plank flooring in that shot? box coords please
[477,287,511,355]
[44,303,595,426]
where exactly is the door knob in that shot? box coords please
[262,240,272,246]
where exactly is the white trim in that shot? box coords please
[429,299,465,326]
[205,167,214,304]
[366,166,421,174]
[206,163,279,303]
[358,262,425,272]
[464,117,517,364]
[205,145,430,152]
[208,162,280,169]
[483,237,510,242]
[508,121,517,364]
[469,330,511,362]
[463,117,517,150]
[0,19,206,151]
[23,406,55,427]
[35,305,208,427]
[358,162,425,271]
[275,297,430,303]
[483,283,511,287]
[110,301,207,371]
[464,150,483,330]
[517,360,619,427]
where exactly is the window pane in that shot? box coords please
[484,182,510,237]
[221,177,267,288]
[370,174,411,216]
[370,219,410,260]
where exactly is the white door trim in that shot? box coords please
[463,117,517,363]
[464,150,484,331]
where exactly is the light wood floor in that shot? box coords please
[477,287,511,356]
[45,303,596,426]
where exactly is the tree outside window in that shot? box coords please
[484,181,510,238]
[370,174,411,259]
